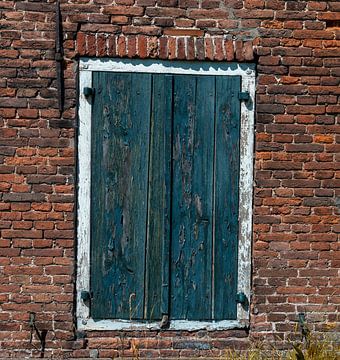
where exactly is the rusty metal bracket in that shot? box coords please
[298,312,310,343]
[80,290,91,303]
[160,314,169,329]
[236,292,247,305]
[83,87,95,98]
[55,0,64,112]
[29,312,48,358]
[238,91,250,101]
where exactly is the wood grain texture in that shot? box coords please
[91,72,151,319]
[214,76,241,320]
[145,74,173,320]
[171,75,215,320]
[188,76,214,320]
[90,71,241,321]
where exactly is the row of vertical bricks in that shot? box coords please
[76,33,256,61]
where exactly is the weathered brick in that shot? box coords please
[104,6,145,16]
[163,28,203,37]
[1,230,43,239]
[0,0,339,357]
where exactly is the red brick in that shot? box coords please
[224,39,234,61]
[243,41,254,60]
[85,34,95,56]
[163,28,203,37]
[293,30,335,39]
[213,37,224,61]
[158,37,167,59]
[204,37,213,60]
[148,36,158,58]
[106,35,116,57]
[234,9,274,19]
[127,36,137,58]
[168,37,176,59]
[235,39,244,61]
[122,25,161,36]
[76,32,86,55]
[186,37,195,60]
[188,8,229,19]
[177,37,186,60]
[137,35,147,58]
[96,34,107,57]
[103,6,144,16]
[1,0,340,355]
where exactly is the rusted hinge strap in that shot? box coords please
[80,290,91,302]
[238,91,250,101]
[160,314,169,329]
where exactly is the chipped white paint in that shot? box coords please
[77,58,255,331]
[76,69,92,324]
[237,68,255,322]
[78,318,245,332]
[79,57,254,77]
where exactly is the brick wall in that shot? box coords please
[0,0,339,358]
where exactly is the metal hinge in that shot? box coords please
[83,87,95,98]
[238,91,250,101]
[160,314,169,329]
[236,292,248,306]
[80,290,91,303]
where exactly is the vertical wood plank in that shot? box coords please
[171,75,215,320]
[187,76,215,320]
[145,74,173,320]
[213,76,241,320]
[171,75,195,319]
[91,72,151,320]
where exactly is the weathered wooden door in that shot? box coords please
[90,72,241,321]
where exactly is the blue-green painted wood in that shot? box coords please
[91,72,152,320]
[145,74,173,320]
[213,76,241,320]
[90,71,241,322]
[171,75,195,320]
[188,76,215,320]
[171,75,215,320]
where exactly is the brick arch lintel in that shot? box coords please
[76,32,259,62]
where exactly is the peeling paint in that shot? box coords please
[77,58,255,331]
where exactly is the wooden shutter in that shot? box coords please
[91,72,152,319]
[170,75,241,320]
[90,72,241,321]
[90,72,172,320]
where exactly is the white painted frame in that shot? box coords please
[77,58,255,331]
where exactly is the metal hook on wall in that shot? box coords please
[29,312,48,358]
